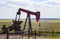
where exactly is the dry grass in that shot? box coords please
[0,20,60,32]
[0,20,60,38]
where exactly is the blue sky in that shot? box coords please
[0,0,60,19]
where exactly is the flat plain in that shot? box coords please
[0,19,60,39]
[0,20,60,32]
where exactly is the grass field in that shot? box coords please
[0,19,60,38]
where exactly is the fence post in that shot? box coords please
[7,29,9,39]
[34,30,37,39]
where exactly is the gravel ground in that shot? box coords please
[0,34,60,39]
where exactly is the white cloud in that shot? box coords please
[0,1,6,4]
[0,0,60,18]
[47,0,60,3]
[45,0,60,7]
[0,0,59,8]
[7,3,20,7]
[1,0,60,8]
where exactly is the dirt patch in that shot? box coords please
[0,34,60,39]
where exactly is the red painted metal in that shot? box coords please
[17,8,40,22]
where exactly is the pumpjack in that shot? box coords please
[1,8,40,34]
[1,8,40,39]
[17,8,40,34]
